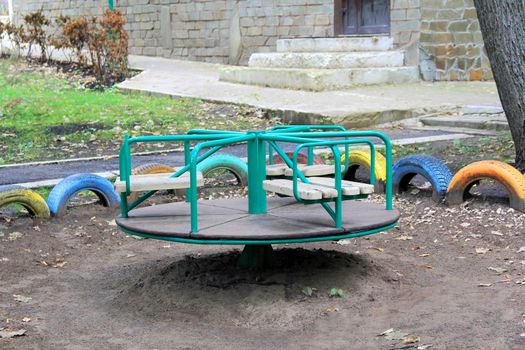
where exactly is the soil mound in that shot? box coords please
[111,248,397,330]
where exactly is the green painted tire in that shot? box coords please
[0,185,51,218]
[197,154,248,186]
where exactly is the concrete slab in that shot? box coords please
[121,56,502,128]
[421,114,509,132]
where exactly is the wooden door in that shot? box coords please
[336,0,390,35]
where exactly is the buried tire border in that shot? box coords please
[392,155,453,202]
[47,173,120,217]
[446,160,525,212]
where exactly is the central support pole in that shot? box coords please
[238,245,276,269]
[247,132,267,214]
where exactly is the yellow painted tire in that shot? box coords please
[446,160,525,212]
[341,150,387,188]
[128,163,175,202]
[0,185,50,218]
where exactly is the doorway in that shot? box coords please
[335,0,390,35]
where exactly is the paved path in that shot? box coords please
[0,129,474,187]
[119,55,502,127]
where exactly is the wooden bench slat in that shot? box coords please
[115,172,204,193]
[263,179,339,200]
[266,164,306,176]
[283,164,344,177]
[307,177,373,195]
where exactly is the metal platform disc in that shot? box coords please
[116,197,399,241]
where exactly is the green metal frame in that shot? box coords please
[117,127,394,239]
[119,222,398,245]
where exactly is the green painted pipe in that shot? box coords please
[108,0,114,10]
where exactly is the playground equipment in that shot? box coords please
[342,149,387,191]
[114,126,399,266]
[47,174,120,216]
[197,154,249,186]
[392,155,453,202]
[0,185,50,218]
[446,160,525,212]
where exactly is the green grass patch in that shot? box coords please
[0,58,262,164]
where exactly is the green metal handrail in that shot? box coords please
[117,128,393,234]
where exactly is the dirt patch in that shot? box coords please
[112,248,395,330]
[0,192,524,349]
[45,123,107,135]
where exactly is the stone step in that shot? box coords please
[219,66,419,91]
[248,51,405,69]
[276,37,394,53]
[420,115,509,132]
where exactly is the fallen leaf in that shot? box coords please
[325,307,339,313]
[8,232,23,241]
[0,329,26,338]
[417,345,433,350]
[329,288,345,298]
[379,328,394,336]
[13,295,32,303]
[22,317,31,323]
[336,239,351,245]
[107,220,117,226]
[419,253,430,257]
[396,235,413,241]
[302,287,313,297]
[384,330,409,341]
[54,261,67,268]
[402,335,420,344]
[478,283,492,287]
[488,267,507,274]
[476,248,490,254]
[126,253,136,258]
[490,231,503,236]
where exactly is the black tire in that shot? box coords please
[392,155,453,202]
[47,174,120,217]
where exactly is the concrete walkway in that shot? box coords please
[120,55,502,127]
[1,129,476,188]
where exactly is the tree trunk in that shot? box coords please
[473,1,525,171]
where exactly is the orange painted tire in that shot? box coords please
[446,160,525,212]
[128,163,175,201]
[132,163,175,175]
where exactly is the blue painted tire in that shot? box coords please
[392,155,453,202]
[197,154,248,186]
[47,173,120,217]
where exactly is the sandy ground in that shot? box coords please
[0,189,524,350]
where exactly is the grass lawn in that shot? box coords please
[0,58,269,165]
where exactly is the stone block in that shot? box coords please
[448,20,470,32]
[315,14,330,26]
[406,9,420,20]
[469,68,483,81]
[391,9,407,21]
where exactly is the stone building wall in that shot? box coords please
[12,0,334,65]
[11,0,492,81]
[419,0,491,81]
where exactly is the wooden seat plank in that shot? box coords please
[283,164,344,177]
[115,172,204,193]
[307,177,373,195]
[263,179,339,200]
[266,164,305,176]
